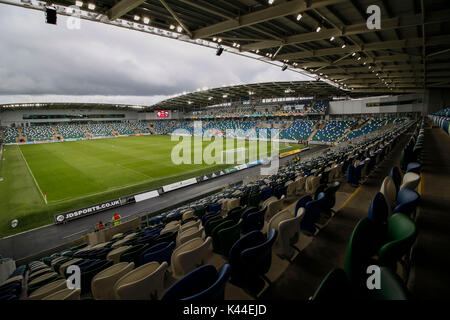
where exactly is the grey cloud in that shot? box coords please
[0,4,308,103]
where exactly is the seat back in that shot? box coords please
[42,288,81,300]
[27,279,67,300]
[368,192,389,225]
[180,220,200,233]
[378,213,417,270]
[91,262,135,300]
[172,237,213,279]
[344,218,376,287]
[393,188,420,217]
[399,172,421,191]
[162,264,231,301]
[276,208,305,259]
[368,267,410,300]
[380,176,397,210]
[240,229,278,276]
[177,226,204,246]
[389,166,402,193]
[140,242,176,266]
[300,197,322,234]
[114,261,168,300]
[241,207,267,234]
[311,268,352,301]
[216,219,243,256]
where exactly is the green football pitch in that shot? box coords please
[0,135,302,236]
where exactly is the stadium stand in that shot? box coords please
[1,117,410,145]
[429,107,450,135]
[0,117,416,300]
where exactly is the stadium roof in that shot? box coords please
[2,0,449,94]
[153,80,348,109]
[0,81,350,111]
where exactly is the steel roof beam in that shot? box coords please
[242,9,450,51]
[191,0,346,39]
[107,0,147,21]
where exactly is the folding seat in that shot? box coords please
[265,197,285,221]
[42,288,81,300]
[320,181,341,217]
[91,262,135,300]
[367,267,410,300]
[389,166,402,193]
[111,238,129,248]
[27,272,61,295]
[247,192,261,208]
[27,279,67,300]
[228,198,241,211]
[80,260,114,295]
[107,246,132,264]
[320,170,330,185]
[300,195,324,236]
[119,244,150,267]
[343,218,376,291]
[182,210,194,221]
[228,229,277,295]
[305,175,321,194]
[354,162,365,185]
[311,268,352,300]
[50,256,68,269]
[393,188,420,218]
[380,176,397,212]
[140,242,175,266]
[346,164,355,186]
[368,192,389,226]
[273,184,287,199]
[207,202,222,214]
[135,234,157,246]
[259,187,273,202]
[225,206,244,223]
[399,172,421,191]
[176,226,204,246]
[162,264,231,301]
[58,258,84,277]
[377,213,417,272]
[202,211,221,227]
[212,219,243,256]
[294,176,306,195]
[171,237,213,279]
[205,215,225,237]
[179,220,200,233]
[241,206,267,235]
[267,207,305,260]
[154,231,178,245]
[160,222,180,235]
[0,281,22,298]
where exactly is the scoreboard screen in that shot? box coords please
[156,110,169,118]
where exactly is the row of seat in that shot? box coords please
[312,119,425,300]
[0,118,414,300]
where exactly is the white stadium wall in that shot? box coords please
[0,108,139,127]
[329,93,425,115]
[0,109,182,127]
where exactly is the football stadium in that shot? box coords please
[0,0,449,307]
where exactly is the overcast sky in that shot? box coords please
[0,4,310,106]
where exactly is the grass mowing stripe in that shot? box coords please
[0,136,302,236]
[17,145,47,205]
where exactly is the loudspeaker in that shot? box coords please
[216,47,224,56]
[46,7,57,25]
[281,64,288,71]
